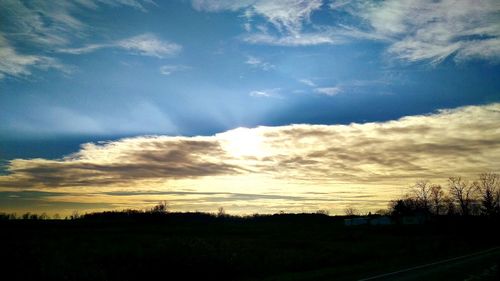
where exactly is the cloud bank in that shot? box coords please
[1,103,499,213]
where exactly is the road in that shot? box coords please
[358,247,500,281]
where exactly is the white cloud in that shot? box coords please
[57,34,182,58]
[117,33,182,58]
[194,0,500,61]
[299,78,316,87]
[191,0,253,12]
[159,65,191,75]
[193,0,333,46]
[57,44,111,55]
[250,0,323,34]
[314,87,342,96]
[245,55,275,71]
[349,0,500,63]
[242,32,342,46]
[0,34,71,79]
[194,0,322,33]
[0,0,155,80]
[329,0,351,10]
[249,88,281,98]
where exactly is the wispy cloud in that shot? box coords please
[116,33,182,58]
[0,0,156,80]
[249,88,281,98]
[0,34,71,79]
[159,64,191,75]
[192,0,322,34]
[245,55,275,71]
[298,78,316,87]
[193,0,500,62]
[242,32,342,46]
[193,0,339,47]
[314,87,342,96]
[346,0,500,64]
[1,103,499,213]
[57,33,182,58]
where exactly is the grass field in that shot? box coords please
[1,213,499,280]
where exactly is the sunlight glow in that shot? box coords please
[218,127,267,158]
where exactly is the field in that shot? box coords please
[1,213,499,281]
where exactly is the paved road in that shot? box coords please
[358,247,500,281]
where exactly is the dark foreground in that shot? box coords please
[1,213,499,281]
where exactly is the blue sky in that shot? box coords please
[0,0,499,214]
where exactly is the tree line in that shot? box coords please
[389,173,500,217]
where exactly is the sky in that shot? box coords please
[0,0,499,216]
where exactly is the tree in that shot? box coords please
[447,177,478,216]
[344,206,359,216]
[217,207,226,217]
[429,184,445,215]
[151,200,168,213]
[389,197,421,216]
[477,173,500,216]
[411,180,432,213]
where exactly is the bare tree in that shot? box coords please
[217,206,226,217]
[344,206,359,216]
[429,184,445,215]
[443,196,457,215]
[447,177,478,216]
[151,200,168,213]
[411,180,432,213]
[477,173,500,216]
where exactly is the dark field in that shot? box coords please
[1,213,499,281]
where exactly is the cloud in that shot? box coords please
[242,32,342,46]
[0,34,71,79]
[193,0,500,62]
[0,137,244,189]
[192,0,322,34]
[314,86,342,96]
[249,88,281,98]
[57,33,181,58]
[159,65,191,75]
[347,0,500,63]
[193,0,336,46]
[299,79,316,87]
[248,0,323,34]
[245,55,275,71]
[0,0,156,79]
[2,103,499,188]
[1,103,499,213]
[116,33,182,58]
[56,44,111,55]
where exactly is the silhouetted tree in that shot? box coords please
[316,209,330,215]
[70,210,80,220]
[217,207,226,217]
[448,177,478,216]
[429,184,445,215]
[389,197,422,216]
[477,173,500,216]
[344,206,358,216]
[443,196,457,216]
[412,180,432,213]
[151,201,168,213]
